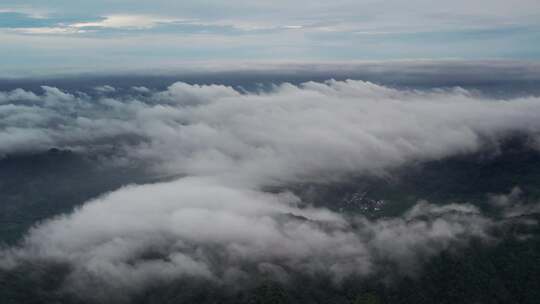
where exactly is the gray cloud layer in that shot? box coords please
[1,79,540,301]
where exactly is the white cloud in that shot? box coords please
[0,88,40,103]
[9,27,85,35]
[94,85,116,93]
[131,86,151,93]
[1,80,540,184]
[71,14,180,29]
[0,176,493,301]
[1,79,539,300]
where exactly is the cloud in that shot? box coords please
[489,187,540,218]
[0,88,40,103]
[0,176,495,301]
[2,3,539,74]
[131,86,150,93]
[70,14,180,30]
[1,79,540,301]
[0,80,540,184]
[94,85,116,93]
[8,27,84,35]
[0,13,186,37]
[0,7,49,19]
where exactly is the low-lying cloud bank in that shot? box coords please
[2,178,538,302]
[0,177,508,299]
[1,79,540,186]
[1,79,540,301]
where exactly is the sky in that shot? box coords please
[1,0,540,76]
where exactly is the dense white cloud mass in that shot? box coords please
[1,79,540,185]
[0,176,495,300]
[1,79,540,300]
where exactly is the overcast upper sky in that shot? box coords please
[1,1,540,76]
